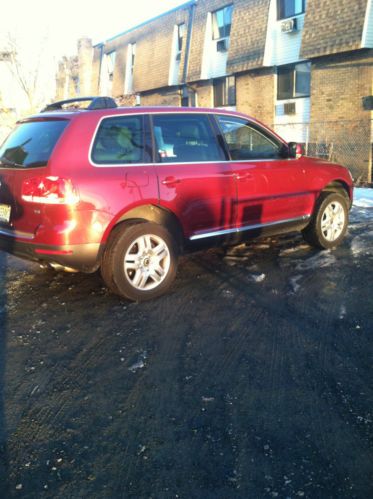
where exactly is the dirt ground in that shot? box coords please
[0,203,372,498]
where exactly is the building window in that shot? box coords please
[125,43,136,94]
[177,23,185,58]
[106,51,116,82]
[130,44,136,77]
[277,62,311,100]
[277,0,306,20]
[181,87,197,107]
[213,76,236,107]
[212,5,233,40]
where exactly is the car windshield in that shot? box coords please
[0,120,69,168]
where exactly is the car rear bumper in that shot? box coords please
[0,233,102,273]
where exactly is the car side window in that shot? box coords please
[153,114,225,163]
[217,116,282,160]
[92,115,145,164]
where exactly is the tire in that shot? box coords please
[101,222,178,301]
[302,191,349,249]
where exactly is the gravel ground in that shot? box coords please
[0,201,372,498]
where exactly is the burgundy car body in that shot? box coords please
[0,106,353,273]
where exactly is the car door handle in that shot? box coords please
[162,176,181,186]
[235,173,252,181]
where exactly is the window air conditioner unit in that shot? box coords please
[216,39,227,52]
[281,18,298,33]
[284,102,296,115]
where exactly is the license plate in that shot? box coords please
[0,204,11,223]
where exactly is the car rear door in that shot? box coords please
[216,115,314,230]
[153,113,236,240]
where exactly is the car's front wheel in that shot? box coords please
[101,222,178,301]
[302,191,349,249]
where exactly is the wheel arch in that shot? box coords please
[321,180,352,205]
[103,204,185,251]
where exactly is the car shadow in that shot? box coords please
[0,254,9,496]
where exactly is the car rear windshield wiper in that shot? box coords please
[25,161,48,167]
[0,156,23,168]
[0,157,47,168]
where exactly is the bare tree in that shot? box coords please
[1,33,48,111]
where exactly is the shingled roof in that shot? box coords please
[300,0,366,59]
[227,0,271,74]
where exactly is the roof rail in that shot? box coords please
[41,96,118,112]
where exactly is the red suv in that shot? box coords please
[0,97,353,301]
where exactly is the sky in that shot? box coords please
[0,0,189,112]
[2,0,189,57]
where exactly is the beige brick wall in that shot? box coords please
[100,3,192,95]
[194,81,213,107]
[77,38,93,96]
[112,47,127,97]
[310,51,373,182]
[301,0,367,59]
[140,88,181,107]
[91,45,103,96]
[236,68,275,124]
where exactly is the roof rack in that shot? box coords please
[41,96,118,112]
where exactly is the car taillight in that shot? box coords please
[22,176,79,205]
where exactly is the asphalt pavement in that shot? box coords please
[0,200,372,498]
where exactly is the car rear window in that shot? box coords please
[0,119,69,168]
[91,115,146,165]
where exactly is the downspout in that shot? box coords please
[181,1,197,101]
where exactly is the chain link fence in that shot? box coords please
[273,119,372,184]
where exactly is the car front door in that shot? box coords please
[153,113,236,240]
[216,115,314,231]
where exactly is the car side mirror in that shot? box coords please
[288,142,304,159]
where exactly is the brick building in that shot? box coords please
[56,0,373,182]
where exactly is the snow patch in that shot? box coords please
[353,188,373,208]
[295,251,336,271]
[350,231,373,256]
[250,273,266,283]
[128,351,147,372]
[339,305,346,319]
[290,275,302,293]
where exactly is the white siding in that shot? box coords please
[274,97,310,143]
[201,13,229,79]
[362,0,373,48]
[264,0,305,67]
[124,44,135,95]
[169,26,181,86]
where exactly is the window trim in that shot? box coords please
[211,4,234,41]
[213,76,236,108]
[88,111,290,168]
[90,114,149,166]
[214,114,286,161]
[151,113,227,164]
[277,62,311,101]
[277,0,306,20]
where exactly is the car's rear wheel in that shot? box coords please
[302,191,349,249]
[101,222,178,301]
